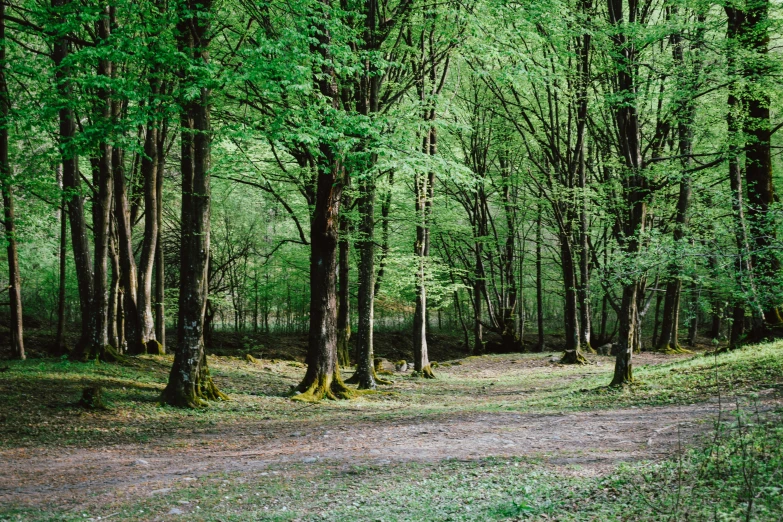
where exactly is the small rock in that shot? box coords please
[302,456,318,463]
[151,488,172,495]
[178,500,190,505]
[133,459,149,467]
[167,507,184,515]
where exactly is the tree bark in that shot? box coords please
[55,165,68,353]
[138,124,162,354]
[294,0,354,401]
[162,0,226,408]
[53,0,95,356]
[413,126,436,378]
[113,147,143,353]
[0,3,24,359]
[336,193,351,367]
[742,0,779,326]
[535,195,545,352]
[77,6,116,361]
[608,0,647,385]
[155,120,167,350]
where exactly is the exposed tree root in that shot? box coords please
[560,349,588,364]
[160,354,228,408]
[654,343,692,355]
[145,340,165,355]
[412,364,435,378]
[293,372,357,402]
[582,343,596,354]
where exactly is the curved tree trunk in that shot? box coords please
[138,124,161,354]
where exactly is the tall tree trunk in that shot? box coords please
[108,227,120,350]
[560,232,585,363]
[500,154,520,352]
[655,7,699,354]
[742,0,779,327]
[138,124,162,353]
[53,0,94,355]
[294,0,354,401]
[336,195,351,367]
[162,0,226,407]
[608,0,647,385]
[0,4,23,359]
[351,177,388,388]
[535,196,545,352]
[55,165,68,353]
[413,126,436,378]
[155,120,167,350]
[725,6,764,348]
[576,2,592,353]
[79,6,116,361]
[113,147,143,353]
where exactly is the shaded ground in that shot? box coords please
[2,344,782,520]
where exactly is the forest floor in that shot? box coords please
[1,338,783,521]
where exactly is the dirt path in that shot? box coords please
[3,390,780,510]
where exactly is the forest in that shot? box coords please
[0,0,782,519]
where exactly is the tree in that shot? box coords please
[162,0,226,408]
[0,2,24,360]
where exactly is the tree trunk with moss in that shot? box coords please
[162,0,225,408]
[294,0,355,401]
[607,0,647,385]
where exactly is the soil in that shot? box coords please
[2,348,780,513]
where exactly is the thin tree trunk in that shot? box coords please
[0,4,23,359]
[336,195,351,367]
[83,6,116,361]
[55,165,68,353]
[535,196,545,352]
[560,233,585,363]
[108,227,120,350]
[138,124,161,354]
[113,147,143,354]
[608,0,647,385]
[53,0,94,356]
[155,120,167,351]
[413,126,436,378]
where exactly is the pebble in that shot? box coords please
[133,459,149,466]
[167,507,184,515]
[302,456,318,463]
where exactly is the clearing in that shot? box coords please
[1,342,782,521]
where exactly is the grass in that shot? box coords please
[1,342,782,448]
[1,340,782,520]
[4,414,782,521]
